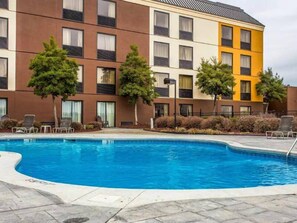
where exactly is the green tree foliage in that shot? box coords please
[119,45,158,125]
[28,37,79,127]
[256,68,286,113]
[195,57,236,113]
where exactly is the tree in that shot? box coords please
[119,45,158,125]
[195,57,236,113]
[28,37,79,127]
[256,68,286,113]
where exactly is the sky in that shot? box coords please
[219,0,297,85]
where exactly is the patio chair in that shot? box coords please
[53,118,74,133]
[266,115,294,139]
[12,114,38,133]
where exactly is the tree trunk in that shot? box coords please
[213,95,217,115]
[265,102,269,114]
[53,97,58,128]
[134,103,138,126]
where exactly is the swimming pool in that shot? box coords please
[0,138,297,189]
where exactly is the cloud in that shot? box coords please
[219,0,297,85]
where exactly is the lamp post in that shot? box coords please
[164,78,177,129]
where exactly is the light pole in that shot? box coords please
[164,78,177,129]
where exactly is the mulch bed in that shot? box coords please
[144,128,266,136]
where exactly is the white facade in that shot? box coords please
[149,7,218,99]
[0,0,16,91]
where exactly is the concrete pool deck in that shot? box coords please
[1,129,297,222]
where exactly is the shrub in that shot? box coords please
[236,116,258,132]
[167,116,185,128]
[253,118,280,133]
[87,121,102,130]
[155,116,168,128]
[86,125,94,130]
[71,122,83,131]
[293,117,297,132]
[182,116,203,129]
[175,127,187,133]
[1,119,18,129]
[229,117,239,131]
[200,116,231,131]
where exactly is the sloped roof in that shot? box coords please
[155,0,264,27]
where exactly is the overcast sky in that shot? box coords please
[219,0,297,85]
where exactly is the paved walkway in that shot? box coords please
[1,181,297,223]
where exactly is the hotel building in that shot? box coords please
[0,0,264,126]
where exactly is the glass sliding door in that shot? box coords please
[97,102,115,127]
[0,98,7,117]
[62,101,82,123]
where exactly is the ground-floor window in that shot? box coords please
[0,58,8,89]
[240,106,251,115]
[97,101,115,127]
[155,103,169,118]
[62,100,82,123]
[180,104,193,117]
[221,105,233,117]
[0,98,7,117]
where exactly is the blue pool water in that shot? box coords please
[0,139,297,189]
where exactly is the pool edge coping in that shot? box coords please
[1,134,297,208]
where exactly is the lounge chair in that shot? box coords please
[53,118,74,133]
[266,115,294,139]
[12,114,38,133]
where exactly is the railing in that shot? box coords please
[268,110,297,117]
[175,111,263,117]
[287,138,297,157]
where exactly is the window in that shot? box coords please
[97,102,115,127]
[154,42,169,67]
[220,51,233,99]
[222,26,233,47]
[180,104,193,117]
[98,0,116,27]
[97,33,116,61]
[62,101,82,123]
[0,58,7,89]
[179,16,193,40]
[221,86,233,100]
[241,30,251,50]
[0,18,8,49]
[0,0,8,9]
[76,65,83,93]
[155,103,169,118]
[221,105,233,117]
[241,81,251,101]
[240,55,251,75]
[63,0,83,22]
[221,52,233,71]
[179,46,193,69]
[0,98,7,117]
[240,106,251,115]
[154,11,169,36]
[179,75,193,98]
[97,68,116,95]
[220,52,233,99]
[62,28,83,57]
[154,73,169,97]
